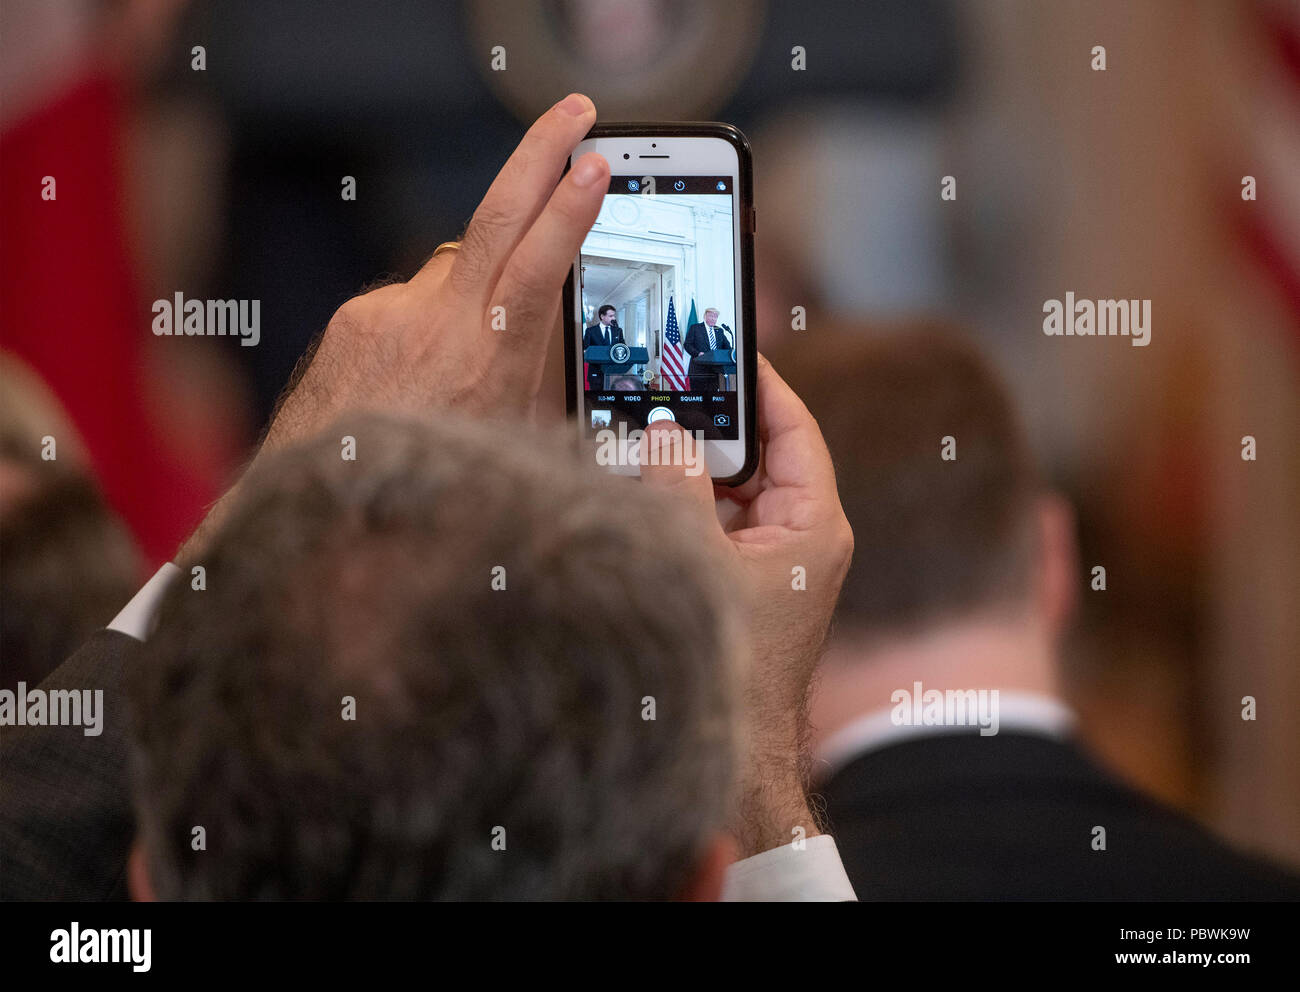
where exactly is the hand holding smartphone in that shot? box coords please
[563,123,758,485]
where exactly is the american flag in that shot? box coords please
[660,297,689,390]
[1238,0,1300,358]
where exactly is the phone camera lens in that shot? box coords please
[622,153,629,160]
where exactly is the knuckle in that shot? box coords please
[457,205,513,273]
[501,300,556,345]
[446,212,507,294]
[503,264,552,312]
[835,516,855,565]
[467,202,513,242]
[328,284,411,344]
[550,183,587,222]
[329,295,371,333]
[552,191,597,240]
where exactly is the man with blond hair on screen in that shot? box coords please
[684,307,733,392]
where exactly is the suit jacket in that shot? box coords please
[582,322,624,351]
[819,731,1300,900]
[1,630,140,900]
[683,322,732,371]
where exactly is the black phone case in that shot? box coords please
[562,121,759,487]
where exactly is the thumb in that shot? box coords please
[638,422,715,513]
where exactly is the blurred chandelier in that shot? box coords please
[466,0,767,122]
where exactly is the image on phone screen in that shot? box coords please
[575,175,738,441]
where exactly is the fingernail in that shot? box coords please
[571,153,605,187]
[558,92,593,117]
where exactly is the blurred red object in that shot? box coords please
[1,71,216,568]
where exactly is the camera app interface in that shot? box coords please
[577,175,738,440]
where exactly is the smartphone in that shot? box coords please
[563,122,758,485]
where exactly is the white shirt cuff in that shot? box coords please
[107,562,183,641]
[722,834,858,901]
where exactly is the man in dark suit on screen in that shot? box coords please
[582,304,624,390]
[684,307,732,392]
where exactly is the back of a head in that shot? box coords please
[0,355,141,687]
[778,329,1042,638]
[129,413,738,900]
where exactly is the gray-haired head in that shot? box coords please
[129,412,739,899]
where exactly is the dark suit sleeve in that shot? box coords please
[683,324,704,357]
[1,630,141,901]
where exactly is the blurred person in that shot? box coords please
[1,95,856,901]
[684,306,732,391]
[782,329,1300,900]
[0,0,240,564]
[0,355,141,689]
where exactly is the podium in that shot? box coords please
[584,344,649,390]
[689,348,737,390]
[698,348,737,374]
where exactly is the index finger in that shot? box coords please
[418,93,597,301]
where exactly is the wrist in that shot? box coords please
[730,714,821,859]
[730,769,821,859]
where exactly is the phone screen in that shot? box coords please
[575,174,739,441]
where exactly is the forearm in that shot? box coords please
[728,594,838,859]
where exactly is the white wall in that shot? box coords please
[583,192,737,334]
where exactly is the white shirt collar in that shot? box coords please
[108,562,183,641]
[814,690,1077,781]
